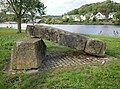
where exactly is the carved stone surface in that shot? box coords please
[11,38,46,70]
[26,25,106,56]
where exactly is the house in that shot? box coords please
[95,12,105,20]
[86,13,94,20]
[80,13,94,21]
[74,15,81,21]
[70,15,76,21]
[65,15,70,18]
[109,12,116,19]
[80,15,86,21]
[64,15,81,22]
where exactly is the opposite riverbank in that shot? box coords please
[0,27,120,89]
[0,23,120,37]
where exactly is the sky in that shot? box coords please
[41,0,120,15]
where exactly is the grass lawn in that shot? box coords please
[0,27,120,89]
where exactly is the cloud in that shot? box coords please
[41,0,120,15]
[41,0,85,15]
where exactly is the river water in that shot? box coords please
[0,23,120,36]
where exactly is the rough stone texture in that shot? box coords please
[84,38,106,56]
[11,38,46,70]
[26,25,106,56]
[27,25,88,50]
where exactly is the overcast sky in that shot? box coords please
[41,0,120,15]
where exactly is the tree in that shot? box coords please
[92,16,98,22]
[45,18,52,24]
[0,9,8,22]
[29,1,46,25]
[1,0,45,33]
[68,16,73,23]
[62,16,68,22]
[50,18,55,24]
[74,9,78,14]
[85,16,90,23]
[114,11,120,24]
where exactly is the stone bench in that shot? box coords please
[26,25,106,57]
[11,38,46,70]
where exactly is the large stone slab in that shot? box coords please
[26,25,106,56]
[85,38,106,56]
[27,25,88,51]
[11,38,46,70]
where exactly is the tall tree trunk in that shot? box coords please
[17,16,22,33]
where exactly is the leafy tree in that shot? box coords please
[67,9,78,15]
[0,9,6,22]
[29,1,46,25]
[0,9,17,22]
[68,16,73,23]
[114,11,120,24]
[8,14,17,21]
[0,0,45,33]
[50,18,55,24]
[74,9,78,14]
[62,16,68,22]
[85,16,90,23]
[92,16,98,22]
[45,18,52,24]
[0,12,7,22]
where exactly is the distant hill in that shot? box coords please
[67,0,120,17]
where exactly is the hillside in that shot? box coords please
[67,0,120,16]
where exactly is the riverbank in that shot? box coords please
[45,19,120,25]
[0,28,120,89]
[47,21,110,25]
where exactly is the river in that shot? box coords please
[0,23,120,36]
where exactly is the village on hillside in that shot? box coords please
[0,0,120,25]
[44,11,118,25]
[45,0,120,25]
[63,12,116,22]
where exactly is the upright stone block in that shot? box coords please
[11,38,46,70]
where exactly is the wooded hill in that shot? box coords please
[67,0,120,17]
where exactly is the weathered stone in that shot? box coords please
[11,38,46,70]
[84,38,106,56]
[26,25,106,56]
[27,25,88,50]
[26,25,37,37]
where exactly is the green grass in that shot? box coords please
[0,28,74,70]
[0,27,120,89]
[0,28,27,70]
